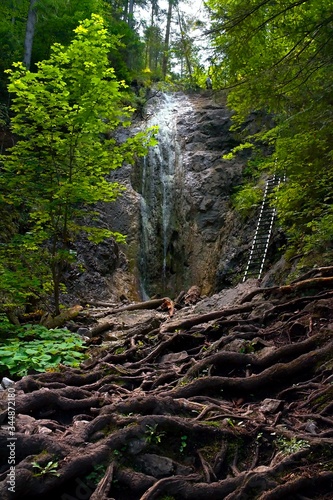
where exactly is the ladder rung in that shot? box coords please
[243,175,284,282]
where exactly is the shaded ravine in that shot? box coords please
[67,91,286,307]
[70,91,276,306]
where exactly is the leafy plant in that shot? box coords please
[114,346,126,354]
[144,424,165,444]
[226,418,235,427]
[223,142,254,160]
[0,324,87,377]
[275,436,310,455]
[232,182,262,218]
[180,435,187,453]
[303,209,333,253]
[32,460,60,477]
[113,446,126,457]
[85,464,107,485]
[255,432,263,443]
[239,341,256,354]
[110,445,128,463]
[0,314,15,337]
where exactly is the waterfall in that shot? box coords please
[130,90,239,299]
[139,92,187,298]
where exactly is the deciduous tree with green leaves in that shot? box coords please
[0,14,157,319]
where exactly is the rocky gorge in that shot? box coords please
[1,91,332,500]
[68,90,280,306]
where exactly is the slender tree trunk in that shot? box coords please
[147,0,156,70]
[23,0,37,69]
[123,0,128,21]
[128,0,134,28]
[162,0,174,79]
[51,261,61,316]
[177,9,193,81]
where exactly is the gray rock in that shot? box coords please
[160,351,189,363]
[305,420,317,435]
[127,438,147,455]
[37,425,53,435]
[259,399,283,414]
[223,339,248,353]
[1,377,15,389]
[136,454,174,478]
[135,453,192,479]
[15,414,37,434]
[77,327,92,338]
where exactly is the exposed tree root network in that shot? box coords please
[1,273,333,499]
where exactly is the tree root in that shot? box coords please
[1,287,333,499]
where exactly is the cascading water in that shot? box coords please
[127,90,242,300]
[138,92,189,298]
[135,90,239,299]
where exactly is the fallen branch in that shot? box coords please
[84,301,119,307]
[92,298,172,315]
[160,303,254,333]
[89,321,116,337]
[90,462,115,500]
[40,305,83,328]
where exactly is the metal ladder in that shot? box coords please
[243,175,281,281]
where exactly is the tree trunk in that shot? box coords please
[23,0,38,69]
[127,0,135,28]
[162,0,174,79]
[177,9,193,81]
[147,0,158,70]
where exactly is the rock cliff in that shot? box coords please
[70,91,282,303]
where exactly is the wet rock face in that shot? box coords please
[77,237,119,276]
[133,91,247,297]
[70,91,263,303]
[171,96,241,294]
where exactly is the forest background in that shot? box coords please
[0,0,333,328]
[0,4,332,497]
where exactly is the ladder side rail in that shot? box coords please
[243,175,282,281]
[258,209,276,279]
[257,177,282,278]
[243,179,271,281]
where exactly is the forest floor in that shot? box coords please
[1,271,333,500]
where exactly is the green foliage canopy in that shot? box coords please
[206,0,333,257]
[0,0,147,100]
[0,14,157,316]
